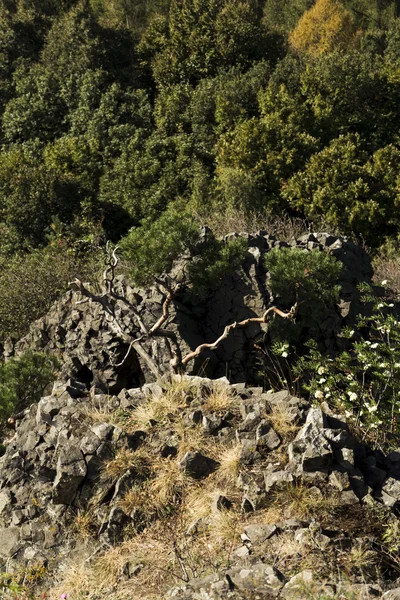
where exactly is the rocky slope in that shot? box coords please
[1,231,398,600]
[0,375,400,599]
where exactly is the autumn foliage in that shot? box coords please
[289,0,358,55]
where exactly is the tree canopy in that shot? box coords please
[0,0,400,339]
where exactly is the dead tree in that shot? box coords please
[70,244,298,378]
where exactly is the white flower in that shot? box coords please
[389,303,394,308]
[377,303,384,309]
[370,343,379,349]
[317,366,325,375]
[379,363,387,368]
[319,378,326,384]
[395,363,400,369]
[364,341,371,346]
[349,330,355,337]
[324,386,330,392]
[281,351,288,358]
[348,392,358,402]
[382,280,388,286]
[325,392,331,399]
[314,390,324,399]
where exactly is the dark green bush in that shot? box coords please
[188,236,248,297]
[265,246,342,307]
[264,246,342,346]
[120,204,200,287]
[0,350,59,421]
[121,203,248,292]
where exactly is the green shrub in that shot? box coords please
[120,205,200,287]
[294,283,400,446]
[264,246,342,346]
[265,245,342,308]
[0,350,59,421]
[121,204,247,293]
[188,236,248,297]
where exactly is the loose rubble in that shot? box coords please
[0,375,399,598]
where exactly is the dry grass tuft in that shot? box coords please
[118,484,153,519]
[259,481,342,524]
[215,444,242,486]
[202,207,338,241]
[372,243,400,300]
[344,540,378,575]
[104,447,151,480]
[50,562,91,600]
[210,509,241,545]
[150,458,190,510]
[279,483,341,521]
[129,379,196,431]
[72,510,97,541]
[267,404,300,441]
[202,384,238,415]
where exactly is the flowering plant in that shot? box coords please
[294,283,400,445]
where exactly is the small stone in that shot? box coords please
[264,470,293,492]
[350,475,370,499]
[179,452,219,479]
[53,445,87,505]
[234,545,250,558]
[239,439,258,465]
[229,562,285,594]
[122,561,143,579]
[382,477,400,502]
[238,412,261,432]
[189,410,203,424]
[0,526,20,557]
[341,490,359,505]
[256,421,281,451]
[0,491,11,515]
[243,524,277,544]
[382,589,400,599]
[329,471,350,491]
[281,569,314,599]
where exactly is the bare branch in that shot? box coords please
[181,303,298,367]
[132,341,161,379]
[149,290,174,334]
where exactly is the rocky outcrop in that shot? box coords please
[3,232,372,388]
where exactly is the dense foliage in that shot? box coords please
[0,350,59,420]
[294,284,400,445]
[0,0,399,269]
[264,246,342,345]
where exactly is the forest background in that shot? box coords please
[1,0,400,342]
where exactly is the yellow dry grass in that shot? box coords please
[215,444,242,486]
[261,481,342,523]
[72,510,97,541]
[267,403,300,440]
[202,384,238,415]
[150,458,190,510]
[103,447,151,480]
[128,379,196,431]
